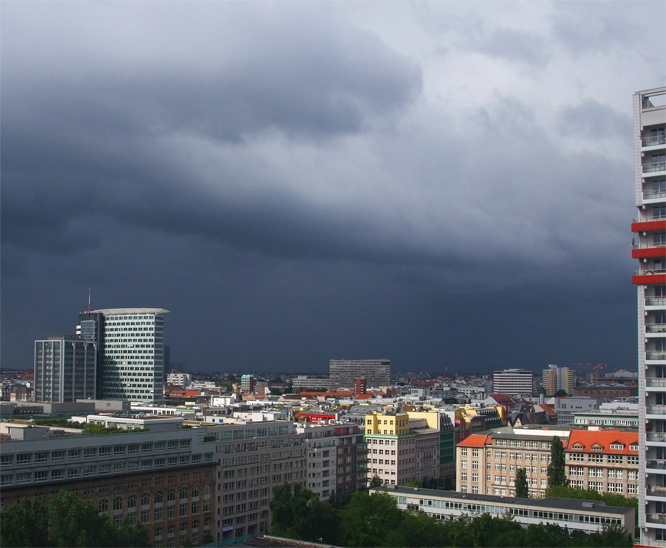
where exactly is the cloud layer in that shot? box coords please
[2,1,663,373]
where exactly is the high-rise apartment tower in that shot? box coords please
[329,359,390,388]
[632,86,666,548]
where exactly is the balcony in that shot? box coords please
[647,324,666,333]
[632,245,666,259]
[644,189,666,200]
[647,378,666,388]
[643,162,666,173]
[646,459,666,468]
[646,486,666,496]
[632,218,666,232]
[633,272,666,286]
[646,297,666,306]
[646,513,666,524]
[647,432,666,442]
[643,135,666,147]
[647,352,666,361]
[647,405,666,415]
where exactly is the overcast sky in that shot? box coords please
[2,1,665,375]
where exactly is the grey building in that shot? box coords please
[329,359,390,389]
[34,335,96,403]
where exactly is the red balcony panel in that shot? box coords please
[633,273,666,285]
[632,220,666,232]
[632,247,666,258]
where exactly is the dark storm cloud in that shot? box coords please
[1,1,658,373]
[557,98,632,142]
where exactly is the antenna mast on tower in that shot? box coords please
[88,287,91,313]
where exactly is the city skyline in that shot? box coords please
[2,2,665,374]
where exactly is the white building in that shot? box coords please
[80,308,169,403]
[166,372,191,387]
[329,359,390,388]
[492,369,533,397]
[633,86,666,547]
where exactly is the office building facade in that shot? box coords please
[330,359,390,388]
[34,335,96,403]
[492,369,534,397]
[78,308,169,402]
[633,86,666,547]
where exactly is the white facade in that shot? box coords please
[97,308,169,402]
[492,369,534,397]
[633,86,666,547]
[166,372,191,387]
[329,359,390,388]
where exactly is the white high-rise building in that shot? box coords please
[632,86,666,548]
[492,368,533,397]
[79,308,169,402]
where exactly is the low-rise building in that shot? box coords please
[373,487,635,535]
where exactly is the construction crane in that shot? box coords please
[575,363,608,385]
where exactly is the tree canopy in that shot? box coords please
[548,435,569,489]
[515,467,529,498]
[0,490,150,548]
[269,483,633,548]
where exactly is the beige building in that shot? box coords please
[365,410,440,486]
[456,428,570,498]
[543,364,575,396]
[565,430,639,497]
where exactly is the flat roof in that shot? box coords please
[93,308,170,315]
[378,487,633,516]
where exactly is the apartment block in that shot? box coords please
[565,430,639,497]
[633,86,666,547]
[212,421,306,542]
[543,364,575,396]
[296,422,366,502]
[364,410,440,486]
[456,428,570,498]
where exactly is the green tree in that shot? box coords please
[0,490,150,548]
[339,491,402,547]
[369,474,383,488]
[547,435,568,489]
[404,475,422,488]
[515,467,529,498]
[0,497,49,547]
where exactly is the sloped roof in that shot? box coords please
[458,433,491,448]
[566,429,638,454]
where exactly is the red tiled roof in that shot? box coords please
[567,429,638,454]
[457,434,491,448]
[491,394,517,404]
[354,393,373,400]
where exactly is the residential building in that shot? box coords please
[241,375,256,394]
[456,427,571,498]
[78,308,169,402]
[543,364,575,396]
[565,430,639,497]
[373,487,635,535]
[364,410,440,487]
[296,422,366,502]
[166,372,192,388]
[34,335,97,403]
[211,420,306,541]
[571,407,639,430]
[0,419,217,547]
[633,85,666,547]
[330,359,390,389]
[492,369,534,398]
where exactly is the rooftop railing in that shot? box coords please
[644,162,666,173]
[643,135,666,147]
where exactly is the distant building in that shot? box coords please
[240,374,256,394]
[330,359,390,389]
[354,377,367,396]
[34,335,96,403]
[166,372,191,387]
[542,364,575,396]
[492,369,534,397]
[546,396,601,426]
